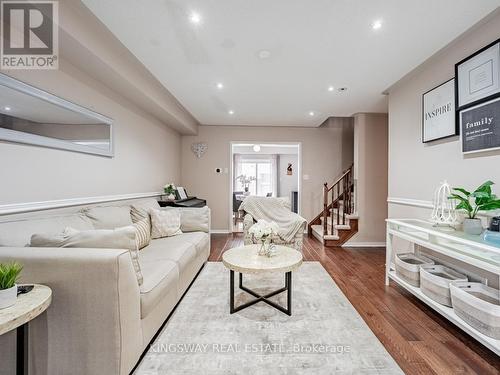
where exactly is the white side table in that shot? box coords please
[0,284,52,375]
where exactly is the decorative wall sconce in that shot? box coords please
[191,142,208,158]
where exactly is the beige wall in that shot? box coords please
[181,123,354,231]
[387,10,500,219]
[0,59,181,205]
[347,113,388,245]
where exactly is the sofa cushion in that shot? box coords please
[82,206,133,229]
[139,259,178,318]
[179,207,210,233]
[150,208,182,239]
[140,236,197,274]
[30,226,144,286]
[176,232,210,258]
[0,214,93,247]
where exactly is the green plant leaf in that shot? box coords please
[475,181,494,195]
[452,187,471,197]
[477,200,500,211]
[0,262,22,290]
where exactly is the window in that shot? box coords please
[234,155,276,197]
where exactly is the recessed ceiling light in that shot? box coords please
[309,111,315,116]
[189,12,201,24]
[4,106,11,111]
[257,49,271,59]
[216,82,224,89]
[327,86,334,92]
[228,110,234,115]
[372,19,382,30]
[253,144,261,152]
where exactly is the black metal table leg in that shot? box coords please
[229,270,293,316]
[17,323,28,375]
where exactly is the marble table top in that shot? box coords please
[0,284,52,336]
[222,244,303,274]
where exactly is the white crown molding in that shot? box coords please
[387,197,434,209]
[0,192,162,216]
[343,242,386,248]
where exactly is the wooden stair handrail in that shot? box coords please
[310,164,355,237]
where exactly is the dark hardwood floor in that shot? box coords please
[210,233,500,375]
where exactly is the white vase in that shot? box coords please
[167,193,175,201]
[0,284,17,309]
[463,218,483,235]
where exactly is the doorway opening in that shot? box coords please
[230,142,301,233]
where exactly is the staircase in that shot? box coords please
[308,165,358,246]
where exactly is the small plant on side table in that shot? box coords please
[0,262,22,309]
[449,181,500,235]
[164,183,176,200]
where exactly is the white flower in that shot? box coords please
[249,219,279,240]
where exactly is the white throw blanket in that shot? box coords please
[239,196,306,243]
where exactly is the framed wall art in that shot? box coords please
[456,38,500,109]
[460,96,500,154]
[422,78,457,142]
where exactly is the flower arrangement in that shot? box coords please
[249,220,279,256]
[235,174,256,192]
[164,183,176,200]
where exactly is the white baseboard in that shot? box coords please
[0,191,162,216]
[210,229,231,234]
[342,242,386,248]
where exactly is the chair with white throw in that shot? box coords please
[240,196,306,252]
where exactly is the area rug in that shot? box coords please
[134,262,402,374]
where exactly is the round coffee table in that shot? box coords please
[222,244,302,316]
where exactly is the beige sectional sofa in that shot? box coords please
[0,198,210,375]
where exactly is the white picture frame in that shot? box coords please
[456,40,500,108]
[176,187,188,200]
[422,78,457,142]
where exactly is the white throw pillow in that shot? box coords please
[150,208,182,239]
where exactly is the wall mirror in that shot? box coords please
[0,73,113,157]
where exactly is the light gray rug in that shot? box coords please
[135,262,402,374]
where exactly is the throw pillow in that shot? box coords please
[133,217,151,249]
[177,206,210,233]
[150,208,182,239]
[30,226,144,286]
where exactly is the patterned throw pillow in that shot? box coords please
[150,208,182,239]
[133,218,151,249]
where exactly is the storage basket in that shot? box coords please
[395,253,434,287]
[450,282,500,339]
[420,265,468,307]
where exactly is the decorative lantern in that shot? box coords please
[430,180,458,228]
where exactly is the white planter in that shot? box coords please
[395,253,434,287]
[420,265,468,307]
[463,218,483,235]
[450,282,500,339]
[0,284,18,309]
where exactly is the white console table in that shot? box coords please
[386,218,500,355]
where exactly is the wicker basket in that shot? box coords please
[450,282,500,339]
[395,253,434,287]
[420,265,468,307]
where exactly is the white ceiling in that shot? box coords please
[83,0,500,127]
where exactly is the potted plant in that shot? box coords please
[235,175,256,194]
[449,181,500,235]
[163,183,176,201]
[0,262,22,309]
